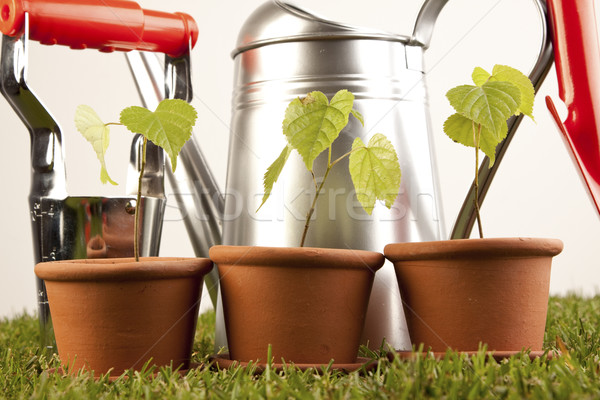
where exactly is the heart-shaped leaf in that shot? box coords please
[283,90,355,170]
[120,99,197,172]
[348,133,401,215]
[446,81,520,138]
[490,64,535,120]
[74,105,117,185]
[443,113,505,167]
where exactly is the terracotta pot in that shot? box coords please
[209,245,384,364]
[384,238,563,352]
[34,257,213,375]
[86,235,107,258]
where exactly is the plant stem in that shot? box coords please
[300,165,331,247]
[330,149,357,168]
[310,170,318,192]
[299,146,364,247]
[134,136,148,261]
[473,123,484,239]
[300,146,333,247]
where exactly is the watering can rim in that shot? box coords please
[231,0,413,58]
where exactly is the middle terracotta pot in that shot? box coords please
[209,245,384,364]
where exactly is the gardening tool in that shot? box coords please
[0,0,198,352]
[545,0,600,216]
[127,0,554,351]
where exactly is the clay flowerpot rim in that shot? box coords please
[210,245,385,271]
[384,237,564,261]
[34,257,213,282]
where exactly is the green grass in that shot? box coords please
[1,295,600,399]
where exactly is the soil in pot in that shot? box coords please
[384,237,563,353]
[209,245,384,365]
[34,257,213,376]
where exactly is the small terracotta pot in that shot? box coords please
[86,235,107,259]
[209,246,384,364]
[384,238,563,352]
[34,257,213,375]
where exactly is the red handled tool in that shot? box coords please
[0,0,198,56]
[0,0,198,352]
[546,0,600,215]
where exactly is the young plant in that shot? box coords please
[443,65,535,238]
[74,99,197,260]
[257,89,402,247]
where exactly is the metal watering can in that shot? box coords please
[1,0,554,352]
[142,0,553,350]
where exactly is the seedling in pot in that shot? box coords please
[74,99,197,260]
[257,89,402,247]
[443,65,535,238]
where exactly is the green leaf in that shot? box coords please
[74,105,117,185]
[351,109,365,126]
[119,99,197,172]
[443,113,504,166]
[330,89,355,116]
[348,133,401,215]
[472,67,491,86]
[490,64,535,120]
[446,81,520,138]
[256,145,292,212]
[283,90,355,170]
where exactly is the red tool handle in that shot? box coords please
[546,0,600,214]
[0,0,198,57]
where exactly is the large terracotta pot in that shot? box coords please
[34,257,213,375]
[209,245,384,364]
[384,238,563,352]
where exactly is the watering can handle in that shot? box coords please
[412,0,554,239]
[410,0,448,49]
[0,0,198,57]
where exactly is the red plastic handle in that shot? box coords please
[546,0,600,215]
[0,0,198,57]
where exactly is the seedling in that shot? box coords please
[257,89,402,247]
[443,65,535,238]
[74,99,197,260]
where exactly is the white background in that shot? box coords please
[1,0,599,318]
